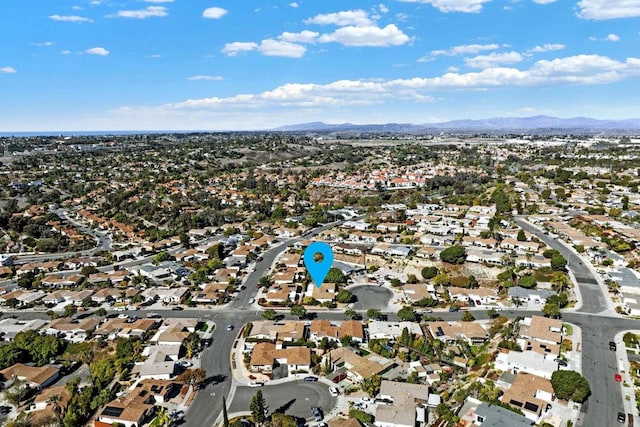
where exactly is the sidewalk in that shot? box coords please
[613,330,640,426]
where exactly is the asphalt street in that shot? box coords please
[2,215,637,427]
[516,217,638,427]
[229,381,336,421]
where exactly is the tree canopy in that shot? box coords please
[440,245,467,264]
[551,370,590,402]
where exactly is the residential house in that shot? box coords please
[339,320,365,343]
[368,321,423,340]
[426,321,489,345]
[448,286,498,306]
[94,318,158,341]
[325,347,392,383]
[141,287,188,304]
[509,287,555,305]
[249,342,311,375]
[520,316,563,345]
[29,385,71,424]
[458,398,534,427]
[501,372,554,422]
[0,363,60,391]
[309,282,338,303]
[0,318,48,342]
[152,318,198,346]
[494,349,558,379]
[45,317,100,343]
[96,387,156,427]
[40,274,84,288]
[375,380,431,427]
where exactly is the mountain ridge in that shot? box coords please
[272,115,640,133]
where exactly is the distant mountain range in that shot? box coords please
[272,116,640,134]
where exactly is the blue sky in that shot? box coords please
[1,0,639,131]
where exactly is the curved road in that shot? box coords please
[516,217,638,427]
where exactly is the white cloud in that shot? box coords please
[278,30,319,43]
[188,75,223,81]
[532,0,557,4]
[32,41,54,47]
[222,42,259,56]
[71,6,83,10]
[61,50,71,55]
[606,33,621,41]
[304,10,373,26]
[116,6,168,19]
[49,15,93,22]
[465,51,524,68]
[397,0,492,13]
[318,24,411,47]
[146,54,162,58]
[85,47,109,56]
[380,3,390,13]
[578,0,640,19]
[259,40,307,58]
[528,43,565,53]
[203,7,228,19]
[433,43,501,56]
[289,2,299,7]
[0,67,17,74]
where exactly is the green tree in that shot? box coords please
[361,374,382,397]
[152,251,171,265]
[397,306,416,321]
[491,187,512,213]
[542,301,561,318]
[290,305,306,319]
[262,309,277,321]
[551,254,568,271]
[348,408,374,423]
[340,335,352,348]
[336,289,353,304]
[344,309,358,319]
[366,308,382,320]
[421,266,439,280]
[258,276,273,289]
[325,267,346,284]
[95,308,107,316]
[440,245,467,264]
[4,380,31,407]
[271,413,298,427]
[250,389,268,424]
[551,370,590,402]
[517,230,526,241]
[462,311,475,322]
[63,304,77,318]
[518,275,537,289]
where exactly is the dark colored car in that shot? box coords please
[172,306,184,311]
[332,372,348,383]
[449,307,459,312]
[304,376,318,382]
[610,341,617,351]
[617,412,626,423]
[311,407,323,421]
[554,358,568,367]
[0,406,11,415]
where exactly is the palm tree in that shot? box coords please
[48,393,62,423]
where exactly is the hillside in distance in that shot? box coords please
[273,116,640,134]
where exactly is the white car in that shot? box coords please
[329,387,340,397]
[248,381,264,387]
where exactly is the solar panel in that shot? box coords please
[102,406,124,417]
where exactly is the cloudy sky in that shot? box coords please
[1,0,639,131]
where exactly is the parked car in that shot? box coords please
[171,306,184,311]
[226,324,234,331]
[248,381,264,387]
[332,373,347,383]
[617,412,626,423]
[554,358,568,367]
[311,407,323,421]
[249,298,255,304]
[449,307,459,312]
[328,387,340,397]
[353,402,367,410]
[304,376,318,382]
[0,406,11,415]
[610,341,617,351]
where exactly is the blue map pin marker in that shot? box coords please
[303,242,334,288]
